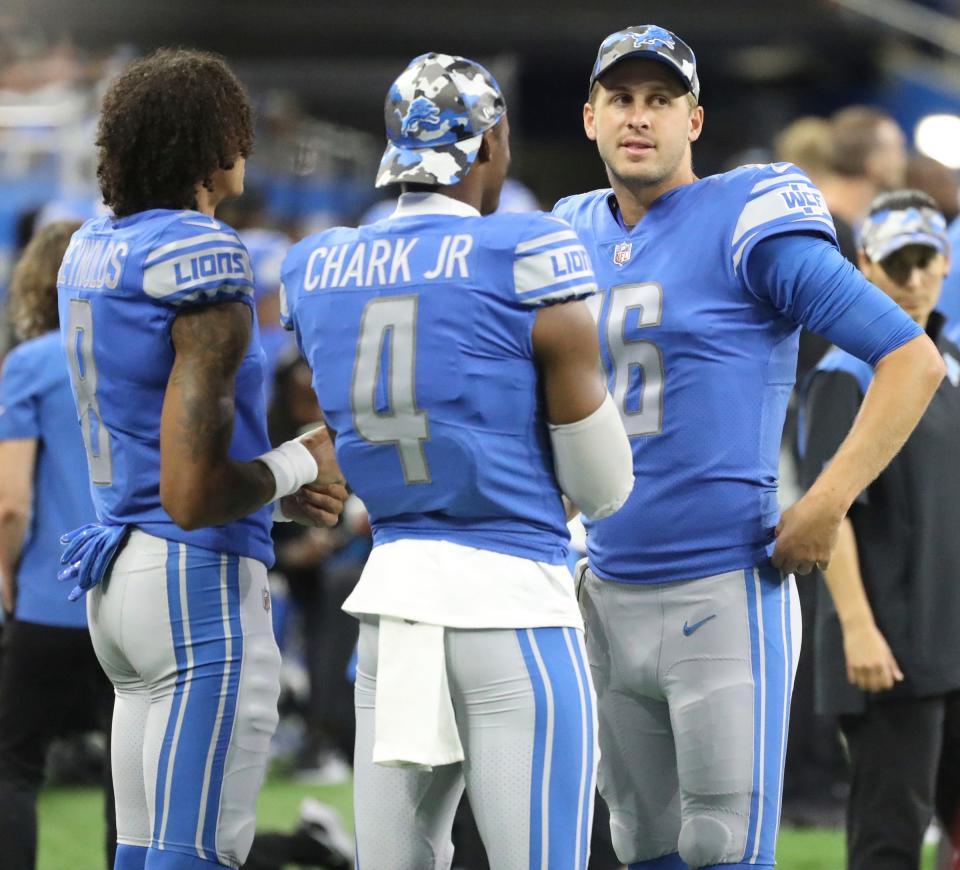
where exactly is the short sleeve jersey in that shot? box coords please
[281,205,597,564]
[56,209,274,565]
[0,332,95,626]
[554,163,842,583]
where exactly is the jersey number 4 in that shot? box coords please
[66,299,113,485]
[601,282,664,437]
[351,295,430,485]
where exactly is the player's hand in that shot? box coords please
[280,482,349,528]
[771,491,844,575]
[296,426,345,488]
[842,619,904,692]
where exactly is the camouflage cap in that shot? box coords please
[590,25,699,102]
[376,52,506,188]
[860,202,949,262]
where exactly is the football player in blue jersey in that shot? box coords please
[0,221,115,870]
[56,49,346,870]
[553,25,946,870]
[281,53,635,870]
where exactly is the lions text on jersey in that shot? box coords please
[282,198,598,566]
[57,210,273,565]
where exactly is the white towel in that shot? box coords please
[372,616,465,770]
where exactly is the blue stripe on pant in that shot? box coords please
[517,627,596,870]
[152,541,241,866]
[741,567,792,867]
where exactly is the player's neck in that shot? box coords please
[611,169,696,228]
[193,185,220,217]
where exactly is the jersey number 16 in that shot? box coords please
[598,282,664,437]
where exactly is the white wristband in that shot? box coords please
[272,500,292,523]
[257,439,318,501]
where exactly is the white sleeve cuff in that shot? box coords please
[548,393,635,521]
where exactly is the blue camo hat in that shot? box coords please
[860,201,949,263]
[376,52,506,188]
[590,25,699,102]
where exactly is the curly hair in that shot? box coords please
[7,220,81,340]
[96,48,253,217]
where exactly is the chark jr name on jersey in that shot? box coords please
[296,232,592,291]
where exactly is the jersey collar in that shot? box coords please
[391,192,481,220]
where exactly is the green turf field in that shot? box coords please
[37,780,936,869]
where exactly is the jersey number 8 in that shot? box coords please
[66,299,113,486]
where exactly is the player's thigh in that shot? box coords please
[111,685,154,849]
[120,536,281,867]
[353,618,464,870]
[580,569,681,864]
[450,626,597,870]
[665,567,800,868]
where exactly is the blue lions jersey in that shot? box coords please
[555,163,919,583]
[0,332,94,627]
[56,209,274,566]
[281,197,597,564]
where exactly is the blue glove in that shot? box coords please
[58,523,130,601]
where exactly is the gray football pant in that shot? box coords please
[578,565,800,869]
[353,618,598,870]
[88,531,281,868]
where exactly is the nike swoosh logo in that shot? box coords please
[682,614,717,636]
[181,218,221,229]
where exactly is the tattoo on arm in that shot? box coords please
[163,301,275,526]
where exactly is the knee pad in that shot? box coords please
[678,814,733,869]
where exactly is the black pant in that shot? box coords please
[0,619,116,870]
[840,691,960,870]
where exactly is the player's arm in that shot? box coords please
[532,300,634,520]
[0,439,35,613]
[783,335,942,572]
[160,301,345,530]
[743,232,943,573]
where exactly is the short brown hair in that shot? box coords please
[96,48,253,218]
[774,117,832,177]
[829,106,894,178]
[7,220,81,340]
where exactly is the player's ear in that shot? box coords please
[583,101,597,142]
[688,105,704,143]
[476,128,495,165]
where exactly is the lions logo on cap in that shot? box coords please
[631,26,676,50]
[397,96,442,137]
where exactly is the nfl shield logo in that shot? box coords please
[262,588,271,612]
[613,241,632,265]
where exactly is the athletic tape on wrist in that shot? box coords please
[257,439,318,501]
